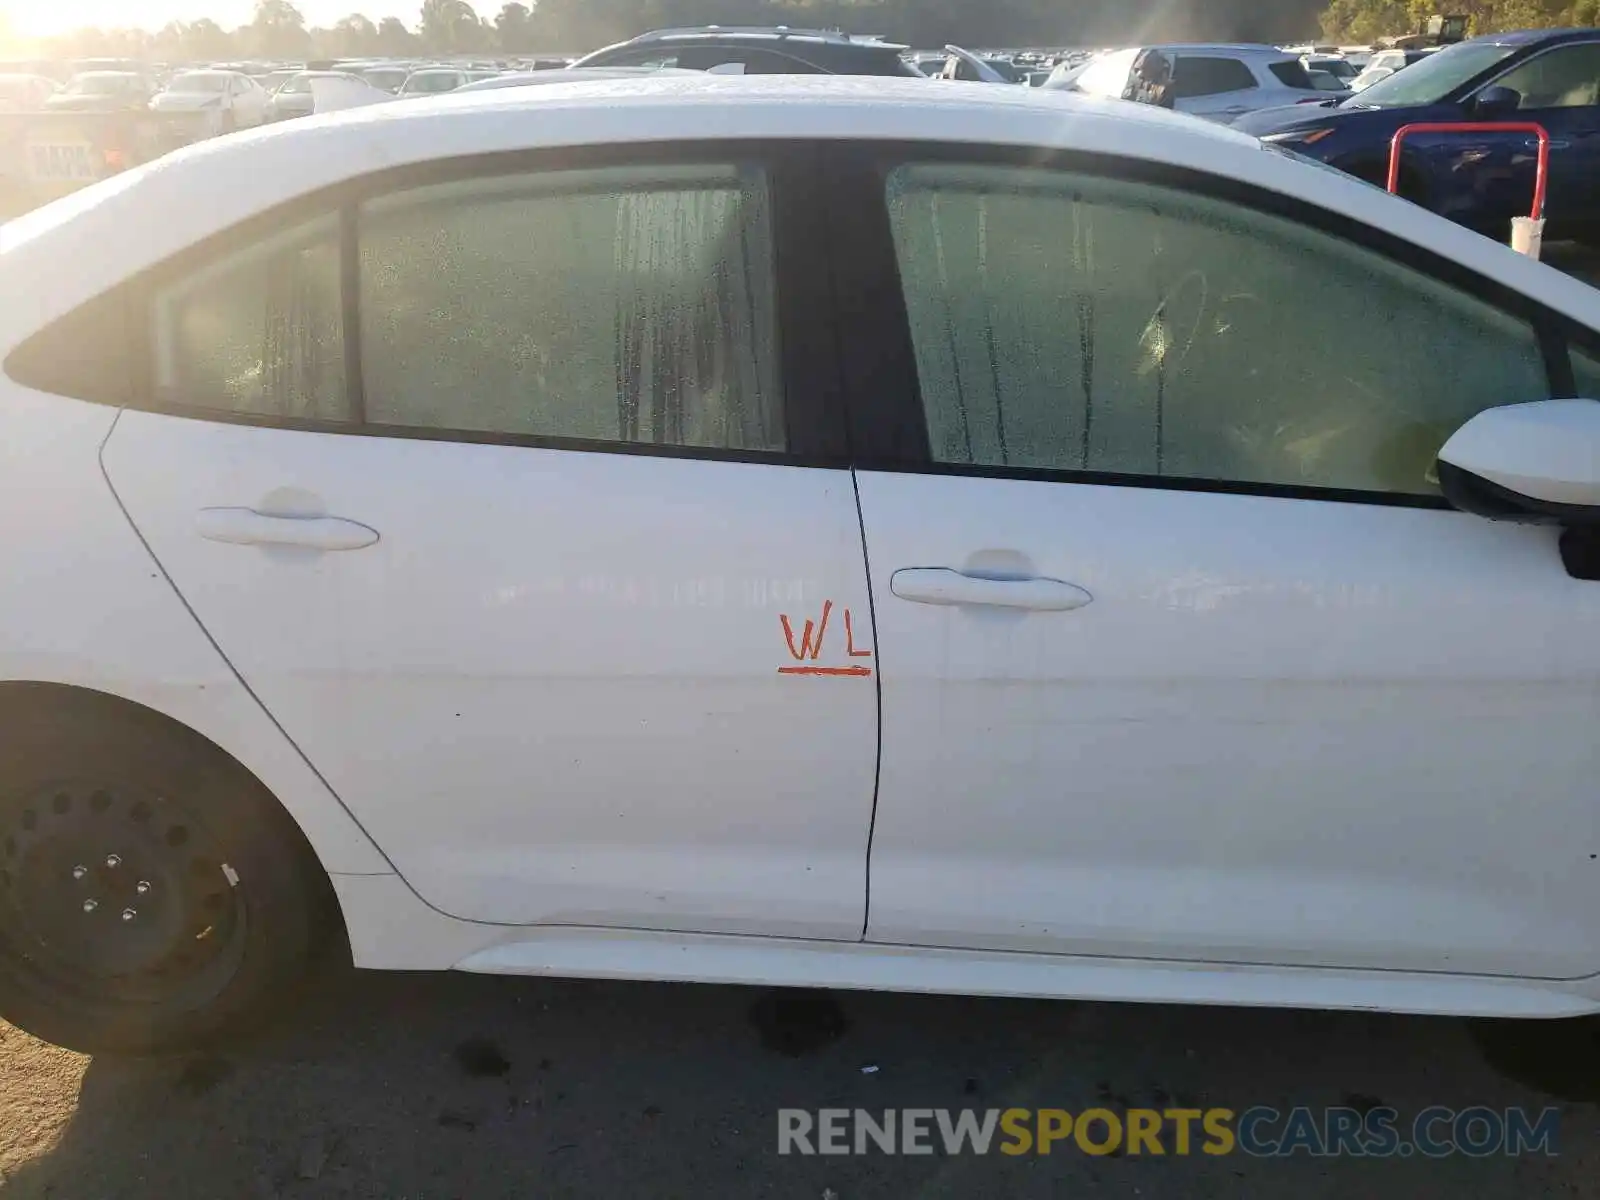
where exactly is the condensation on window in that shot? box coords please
[887,163,1548,495]
[358,164,784,453]
[151,212,346,421]
[1571,347,1600,401]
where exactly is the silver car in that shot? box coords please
[1058,43,1334,123]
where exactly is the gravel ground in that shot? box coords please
[0,960,1597,1199]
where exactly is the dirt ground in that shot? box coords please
[0,957,1598,1199]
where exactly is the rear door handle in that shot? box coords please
[196,507,379,551]
[889,567,1093,611]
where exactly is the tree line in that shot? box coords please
[1320,0,1599,40]
[21,0,1600,66]
[30,0,1335,63]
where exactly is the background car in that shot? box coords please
[453,66,701,92]
[265,70,357,121]
[45,71,153,112]
[574,25,924,76]
[256,67,302,97]
[1236,28,1600,244]
[1060,43,1333,122]
[0,73,58,112]
[1040,56,1096,90]
[1349,47,1438,92]
[398,67,478,96]
[149,69,269,134]
[356,64,413,93]
[1303,54,1360,91]
[935,48,1026,82]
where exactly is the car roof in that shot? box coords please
[615,27,907,51]
[7,74,1598,339]
[454,67,700,92]
[1137,44,1297,58]
[1474,27,1600,46]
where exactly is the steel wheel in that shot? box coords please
[0,780,248,1010]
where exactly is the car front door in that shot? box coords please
[98,144,878,938]
[836,149,1600,980]
[1475,40,1600,232]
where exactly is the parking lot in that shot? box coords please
[0,957,1594,1198]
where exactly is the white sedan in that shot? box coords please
[0,77,1598,1053]
[149,69,270,134]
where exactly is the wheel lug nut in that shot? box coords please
[104,854,121,869]
[71,865,87,881]
[82,898,98,913]
[120,908,137,922]
[136,880,151,895]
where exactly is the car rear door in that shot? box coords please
[831,145,1600,980]
[98,141,879,939]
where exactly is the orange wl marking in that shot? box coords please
[845,608,873,658]
[781,600,832,662]
[778,600,873,678]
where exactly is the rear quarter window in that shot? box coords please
[1269,61,1315,89]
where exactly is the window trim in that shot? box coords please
[1468,37,1600,110]
[827,140,1583,510]
[12,140,847,468]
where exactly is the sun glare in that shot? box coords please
[0,0,403,40]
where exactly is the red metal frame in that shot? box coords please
[1387,122,1551,220]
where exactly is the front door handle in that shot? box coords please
[889,567,1093,611]
[196,507,379,551]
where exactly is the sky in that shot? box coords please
[0,0,480,36]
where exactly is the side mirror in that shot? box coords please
[1470,85,1521,121]
[1437,399,1600,524]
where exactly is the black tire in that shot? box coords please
[0,689,330,1054]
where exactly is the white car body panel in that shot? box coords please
[5,78,1600,1018]
[452,928,1600,1019]
[856,472,1600,978]
[102,416,877,935]
[0,390,390,875]
[329,877,1600,1019]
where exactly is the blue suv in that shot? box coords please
[1235,29,1600,242]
